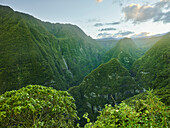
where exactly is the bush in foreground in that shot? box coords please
[84,91,169,128]
[0,85,78,127]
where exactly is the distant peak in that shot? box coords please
[118,38,135,45]
[121,37,132,41]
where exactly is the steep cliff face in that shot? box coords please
[0,5,104,94]
[68,58,141,125]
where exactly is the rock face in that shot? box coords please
[131,32,170,90]
[0,5,104,94]
[68,58,141,125]
[102,38,143,70]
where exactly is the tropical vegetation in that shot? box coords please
[0,85,78,127]
[0,4,169,128]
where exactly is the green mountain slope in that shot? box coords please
[97,38,119,51]
[131,32,170,90]
[102,38,143,69]
[0,5,103,94]
[133,36,161,53]
[68,58,141,125]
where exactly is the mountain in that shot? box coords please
[0,5,103,94]
[68,58,141,125]
[96,38,119,51]
[131,32,170,90]
[102,38,143,69]
[133,36,161,53]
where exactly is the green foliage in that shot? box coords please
[68,58,141,126]
[84,91,169,128]
[131,32,170,90]
[0,5,104,94]
[0,85,79,127]
[153,86,170,106]
[0,5,169,128]
[102,38,143,70]
[125,86,170,106]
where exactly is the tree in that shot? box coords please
[0,85,79,127]
[84,91,169,128]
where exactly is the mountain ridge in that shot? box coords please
[131,32,170,90]
[0,5,104,94]
[68,58,141,125]
[102,38,143,69]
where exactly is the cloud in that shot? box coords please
[106,22,121,25]
[96,0,103,3]
[123,0,170,23]
[99,28,116,31]
[114,31,134,37]
[97,32,113,38]
[94,21,121,27]
[94,23,104,27]
[131,32,150,38]
[123,4,163,22]
[155,0,170,9]
[162,11,170,23]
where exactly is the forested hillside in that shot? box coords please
[0,4,169,128]
[68,58,141,125]
[68,33,170,125]
[102,38,143,69]
[0,5,104,94]
[131,32,170,90]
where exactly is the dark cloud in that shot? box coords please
[155,0,170,9]
[106,22,120,25]
[123,0,170,23]
[162,11,170,23]
[94,21,121,27]
[114,31,134,36]
[94,23,104,27]
[99,28,116,31]
[123,4,163,23]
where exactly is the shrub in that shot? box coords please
[0,85,78,127]
[84,90,169,128]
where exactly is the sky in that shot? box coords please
[0,0,170,39]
